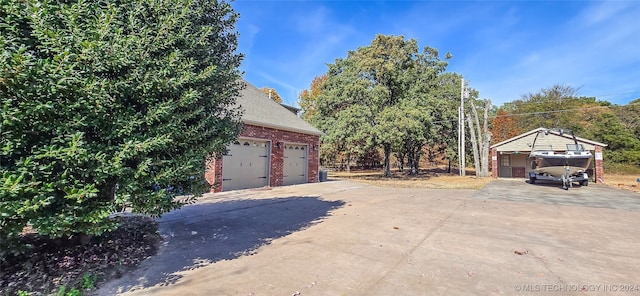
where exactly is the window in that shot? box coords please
[501,155,510,166]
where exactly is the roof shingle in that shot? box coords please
[235,80,322,136]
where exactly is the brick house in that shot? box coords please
[490,128,607,183]
[205,80,322,192]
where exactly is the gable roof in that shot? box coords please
[490,127,607,151]
[235,80,322,136]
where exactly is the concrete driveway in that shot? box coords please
[97,180,640,295]
[472,179,640,211]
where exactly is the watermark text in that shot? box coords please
[514,284,639,292]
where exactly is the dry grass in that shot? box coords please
[329,169,640,193]
[605,174,640,193]
[328,168,493,190]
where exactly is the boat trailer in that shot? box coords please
[529,168,589,190]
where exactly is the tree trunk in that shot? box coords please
[481,100,492,177]
[406,148,414,175]
[411,144,422,175]
[472,101,484,176]
[383,144,391,177]
[346,152,351,173]
[467,113,481,176]
[396,152,405,172]
[466,100,492,177]
[481,133,491,176]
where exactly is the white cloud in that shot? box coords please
[244,24,260,49]
[291,5,331,34]
[577,0,630,26]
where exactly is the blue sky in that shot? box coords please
[231,0,640,107]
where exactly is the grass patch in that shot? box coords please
[604,162,640,175]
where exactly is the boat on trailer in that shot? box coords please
[528,129,592,190]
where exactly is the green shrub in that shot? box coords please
[55,286,80,296]
[81,273,97,290]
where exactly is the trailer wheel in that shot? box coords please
[529,177,536,184]
[580,180,588,186]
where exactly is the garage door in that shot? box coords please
[283,144,307,186]
[222,140,269,191]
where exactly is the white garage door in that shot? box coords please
[283,144,307,186]
[222,140,269,191]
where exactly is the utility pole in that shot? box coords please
[458,78,467,176]
[458,78,463,176]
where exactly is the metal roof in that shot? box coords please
[235,80,323,136]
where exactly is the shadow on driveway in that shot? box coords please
[99,196,344,294]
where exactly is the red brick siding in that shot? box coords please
[206,124,320,192]
[491,148,498,178]
[204,156,223,192]
[594,146,604,183]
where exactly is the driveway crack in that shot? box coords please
[530,250,566,285]
[365,199,468,293]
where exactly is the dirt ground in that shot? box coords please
[1,217,160,296]
[606,174,640,193]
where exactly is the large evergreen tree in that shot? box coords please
[1,0,243,255]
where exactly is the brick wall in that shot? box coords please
[204,157,223,192]
[491,148,498,178]
[205,124,320,192]
[594,146,604,183]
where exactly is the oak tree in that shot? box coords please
[490,109,519,143]
[312,35,450,176]
[298,75,326,122]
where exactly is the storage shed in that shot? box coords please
[205,80,322,192]
[490,128,607,183]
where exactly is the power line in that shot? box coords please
[431,101,640,125]
[591,90,640,98]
